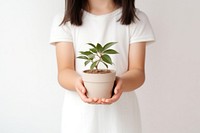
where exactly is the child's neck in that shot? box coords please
[86,0,117,15]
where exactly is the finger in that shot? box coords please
[100,98,114,105]
[87,97,104,104]
[76,87,93,103]
[103,92,122,104]
[75,78,96,103]
[77,82,87,94]
[96,99,102,104]
[114,80,122,94]
[88,98,98,104]
[93,98,98,102]
[75,78,87,93]
[100,98,106,104]
[76,85,100,104]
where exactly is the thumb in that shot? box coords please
[76,78,86,93]
[114,79,122,94]
[79,82,87,94]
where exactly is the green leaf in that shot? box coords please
[102,62,108,68]
[102,54,112,65]
[88,54,95,60]
[90,48,97,53]
[87,43,96,48]
[96,43,103,52]
[80,51,93,55]
[77,56,88,60]
[84,60,90,66]
[102,42,117,51]
[90,61,98,70]
[103,49,119,54]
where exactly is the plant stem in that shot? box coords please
[95,65,98,70]
[95,52,102,71]
[95,59,101,71]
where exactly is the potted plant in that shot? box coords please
[77,42,119,98]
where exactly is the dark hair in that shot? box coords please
[60,0,138,26]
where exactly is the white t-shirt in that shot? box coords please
[49,8,155,133]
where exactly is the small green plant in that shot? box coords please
[77,42,119,71]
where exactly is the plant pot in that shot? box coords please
[82,69,116,98]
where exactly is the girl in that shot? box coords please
[49,0,155,133]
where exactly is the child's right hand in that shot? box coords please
[75,77,99,104]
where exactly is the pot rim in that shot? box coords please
[83,69,116,74]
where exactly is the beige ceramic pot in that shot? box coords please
[82,70,116,98]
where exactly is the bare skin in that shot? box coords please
[86,0,117,15]
[55,0,146,104]
[56,41,146,104]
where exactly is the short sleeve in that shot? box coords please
[130,10,155,44]
[49,14,73,45]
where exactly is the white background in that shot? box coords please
[0,0,199,133]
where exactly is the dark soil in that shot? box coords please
[84,69,111,74]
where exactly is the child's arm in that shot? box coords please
[55,42,97,103]
[101,42,146,104]
[55,42,78,90]
[120,42,146,92]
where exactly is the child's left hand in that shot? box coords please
[100,77,123,104]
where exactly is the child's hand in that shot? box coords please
[75,77,99,104]
[100,77,123,104]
